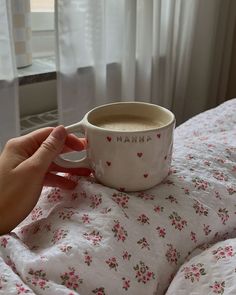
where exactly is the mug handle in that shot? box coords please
[54,121,90,169]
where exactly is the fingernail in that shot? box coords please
[51,126,67,141]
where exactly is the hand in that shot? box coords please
[0,126,91,234]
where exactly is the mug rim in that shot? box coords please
[84,101,175,133]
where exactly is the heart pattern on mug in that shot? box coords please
[143,173,149,178]
[106,161,111,166]
[157,134,161,138]
[164,155,167,160]
[137,152,143,158]
[106,136,112,142]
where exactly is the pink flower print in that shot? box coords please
[137,237,150,250]
[112,220,128,242]
[31,207,43,221]
[165,244,180,265]
[47,188,62,203]
[193,201,209,216]
[26,269,49,290]
[58,210,75,220]
[215,158,225,164]
[165,195,178,203]
[122,277,130,290]
[210,281,225,294]
[83,230,103,246]
[133,261,155,284]
[51,229,69,244]
[137,192,154,200]
[59,244,72,253]
[204,160,211,166]
[181,263,206,282]
[60,267,83,291]
[6,256,18,274]
[178,175,186,180]
[168,167,178,175]
[154,205,164,213]
[226,186,236,195]
[32,224,41,234]
[183,188,190,195]
[71,192,78,200]
[217,208,229,225]
[169,212,187,231]
[80,190,87,199]
[122,251,131,261]
[0,275,7,290]
[187,154,195,160]
[192,177,209,190]
[215,191,222,200]
[162,179,175,185]
[137,214,150,225]
[112,192,129,209]
[212,245,235,260]
[20,227,29,235]
[90,194,102,209]
[105,257,118,271]
[43,223,51,232]
[203,224,211,236]
[156,226,166,238]
[84,251,92,266]
[0,237,9,248]
[92,287,106,295]
[213,170,228,181]
[15,283,31,294]
[190,231,197,243]
[82,213,91,224]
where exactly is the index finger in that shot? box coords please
[64,134,87,152]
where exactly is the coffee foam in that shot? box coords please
[93,115,163,131]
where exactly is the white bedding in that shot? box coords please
[0,99,236,294]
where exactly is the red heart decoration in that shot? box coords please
[106,161,111,166]
[144,173,148,178]
[164,155,167,160]
[157,134,161,138]
[106,136,112,142]
[137,152,143,158]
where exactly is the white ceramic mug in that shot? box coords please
[55,102,175,191]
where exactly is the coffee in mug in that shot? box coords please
[93,114,163,131]
[54,102,175,192]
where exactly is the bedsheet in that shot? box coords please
[0,99,236,295]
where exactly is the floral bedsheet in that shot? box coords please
[0,99,236,295]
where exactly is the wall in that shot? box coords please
[19,80,57,117]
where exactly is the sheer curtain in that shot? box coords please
[0,0,20,149]
[56,0,236,126]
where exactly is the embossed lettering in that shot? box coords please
[124,136,130,143]
[131,136,137,143]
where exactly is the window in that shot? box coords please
[30,0,55,57]
[30,0,54,12]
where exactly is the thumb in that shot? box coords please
[29,125,67,173]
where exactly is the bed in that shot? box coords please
[0,99,236,294]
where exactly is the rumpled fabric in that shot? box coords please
[0,99,236,295]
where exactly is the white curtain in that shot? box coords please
[56,0,236,126]
[0,0,20,149]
